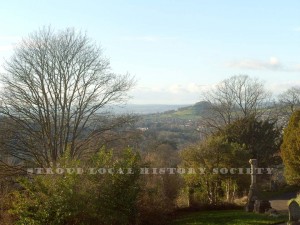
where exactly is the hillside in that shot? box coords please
[152,101,211,120]
[133,102,212,148]
[108,104,191,114]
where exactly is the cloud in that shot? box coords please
[295,64,300,70]
[130,81,300,104]
[226,57,300,72]
[269,56,279,66]
[134,83,212,94]
[226,57,283,71]
[130,83,215,104]
[267,80,300,95]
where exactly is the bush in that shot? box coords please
[10,148,140,225]
[281,110,300,185]
[137,175,173,225]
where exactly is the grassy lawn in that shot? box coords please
[170,210,288,225]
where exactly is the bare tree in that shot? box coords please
[0,27,134,166]
[201,75,271,130]
[278,86,300,113]
[275,86,300,127]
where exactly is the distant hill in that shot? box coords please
[107,104,191,114]
[155,101,211,119]
[102,102,211,119]
[177,101,211,114]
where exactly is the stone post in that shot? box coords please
[249,159,257,189]
[245,159,258,212]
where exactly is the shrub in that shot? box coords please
[10,148,140,225]
[281,110,300,185]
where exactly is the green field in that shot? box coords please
[170,210,288,225]
[150,101,208,120]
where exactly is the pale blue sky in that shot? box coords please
[0,0,300,104]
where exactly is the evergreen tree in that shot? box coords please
[221,116,282,167]
[281,110,300,185]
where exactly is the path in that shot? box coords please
[269,192,297,213]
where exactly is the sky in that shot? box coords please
[0,0,300,104]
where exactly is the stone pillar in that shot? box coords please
[249,159,257,189]
[245,159,258,212]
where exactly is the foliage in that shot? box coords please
[180,135,249,205]
[220,116,282,167]
[281,110,300,185]
[288,193,300,205]
[137,175,175,225]
[137,142,183,225]
[9,148,140,225]
[0,179,16,225]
